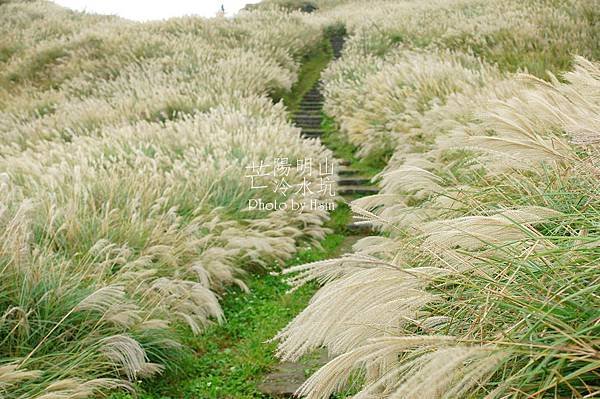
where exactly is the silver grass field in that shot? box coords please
[271,0,600,398]
[0,2,333,397]
[1,0,600,398]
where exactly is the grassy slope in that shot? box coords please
[110,34,344,399]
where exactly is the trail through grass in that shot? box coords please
[109,33,349,399]
[110,213,347,399]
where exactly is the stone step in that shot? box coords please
[299,102,323,107]
[258,361,305,398]
[338,159,351,166]
[337,166,361,176]
[259,349,330,398]
[337,185,378,196]
[295,106,321,111]
[294,115,322,122]
[298,101,323,108]
[295,121,322,128]
[347,220,375,235]
[294,114,321,120]
[338,176,371,186]
[295,120,322,128]
[293,110,321,117]
[300,98,322,103]
[298,124,322,131]
[301,128,324,139]
[294,113,321,119]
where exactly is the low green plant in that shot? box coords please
[108,230,346,399]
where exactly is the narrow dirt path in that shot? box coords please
[257,32,378,399]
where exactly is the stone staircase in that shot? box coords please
[293,33,378,209]
[258,33,378,398]
[330,34,345,59]
[291,46,377,237]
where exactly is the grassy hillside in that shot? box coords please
[1,0,599,398]
[270,1,600,398]
[0,2,334,397]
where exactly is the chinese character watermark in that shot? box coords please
[245,156,337,212]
